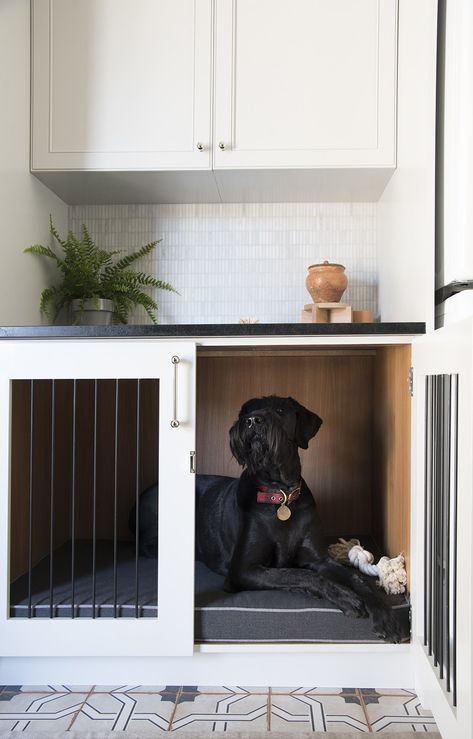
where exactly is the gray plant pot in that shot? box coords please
[71,298,114,325]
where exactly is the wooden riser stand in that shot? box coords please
[301,303,374,324]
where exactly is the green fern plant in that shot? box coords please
[25,218,177,324]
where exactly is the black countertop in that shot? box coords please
[0,322,425,339]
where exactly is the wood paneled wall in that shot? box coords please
[196,347,411,563]
[372,345,411,571]
[196,351,376,537]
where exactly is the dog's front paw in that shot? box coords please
[339,591,368,619]
[372,608,404,643]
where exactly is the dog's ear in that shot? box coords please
[289,397,323,449]
[229,419,246,467]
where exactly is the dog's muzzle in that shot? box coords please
[246,415,264,429]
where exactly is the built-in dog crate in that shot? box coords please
[8,342,412,645]
[1,328,469,729]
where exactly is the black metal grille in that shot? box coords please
[9,378,159,619]
[424,374,458,705]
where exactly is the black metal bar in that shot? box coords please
[27,380,34,619]
[49,380,55,619]
[135,379,141,618]
[433,376,442,666]
[113,379,119,618]
[71,380,77,619]
[438,376,445,679]
[431,376,438,664]
[92,379,97,618]
[424,376,431,650]
[436,375,442,670]
[442,375,452,690]
[430,376,436,660]
[452,375,458,707]
[443,375,448,679]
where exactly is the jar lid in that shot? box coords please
[308,261,345,270]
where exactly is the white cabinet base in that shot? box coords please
[0,646,413,688]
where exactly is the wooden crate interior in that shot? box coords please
[196,345,411,567]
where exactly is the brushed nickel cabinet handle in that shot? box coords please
[218,142,226,150]
[171,355,180,428]
[196,142,204,151]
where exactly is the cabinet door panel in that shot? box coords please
[412,319,473,739]
[32,0,212,170]
[0,340,196,657]
[214,0,397,168]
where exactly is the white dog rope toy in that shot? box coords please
[328,537,407,595]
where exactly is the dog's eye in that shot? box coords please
[276,408,284,415]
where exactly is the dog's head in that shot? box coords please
[229,396,322,481]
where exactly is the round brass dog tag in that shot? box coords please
[277,504,291,521]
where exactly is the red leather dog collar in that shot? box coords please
[256,485,301,506]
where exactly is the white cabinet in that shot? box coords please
[31,0,398,201]
[31,0,213,171]
[213,0,397,169]
[1,326,472,731]
[0,332,417,682]
[0,330,473,739]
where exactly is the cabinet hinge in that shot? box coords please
[190,451,196,474]
[408,367,414,397]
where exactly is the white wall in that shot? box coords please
[377,0,437,332]
[0,0,67,326]
[69,203,377,324]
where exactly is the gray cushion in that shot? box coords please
[10,540,410,643]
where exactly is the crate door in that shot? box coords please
[0,340,196,657]
[412,319,473,738]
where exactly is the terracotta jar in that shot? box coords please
[305,261,348,303]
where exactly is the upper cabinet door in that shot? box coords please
[213,0,397,169]
[31,0,213,170]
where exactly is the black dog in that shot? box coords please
[133,395,402,642]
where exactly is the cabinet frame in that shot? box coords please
[0,339,196,657]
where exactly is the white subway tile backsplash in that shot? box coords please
[69,203,377,325]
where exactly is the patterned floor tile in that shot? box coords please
[18,685,93,693]
[270,694,369,733]
[0,691,86,731]
[196,686,268,694]
[92,684,168,693]
[363,688,417,696]
[271,686,356,695]
[71,692,176,732]
[364,695,438,733]
[171,693,269,732]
